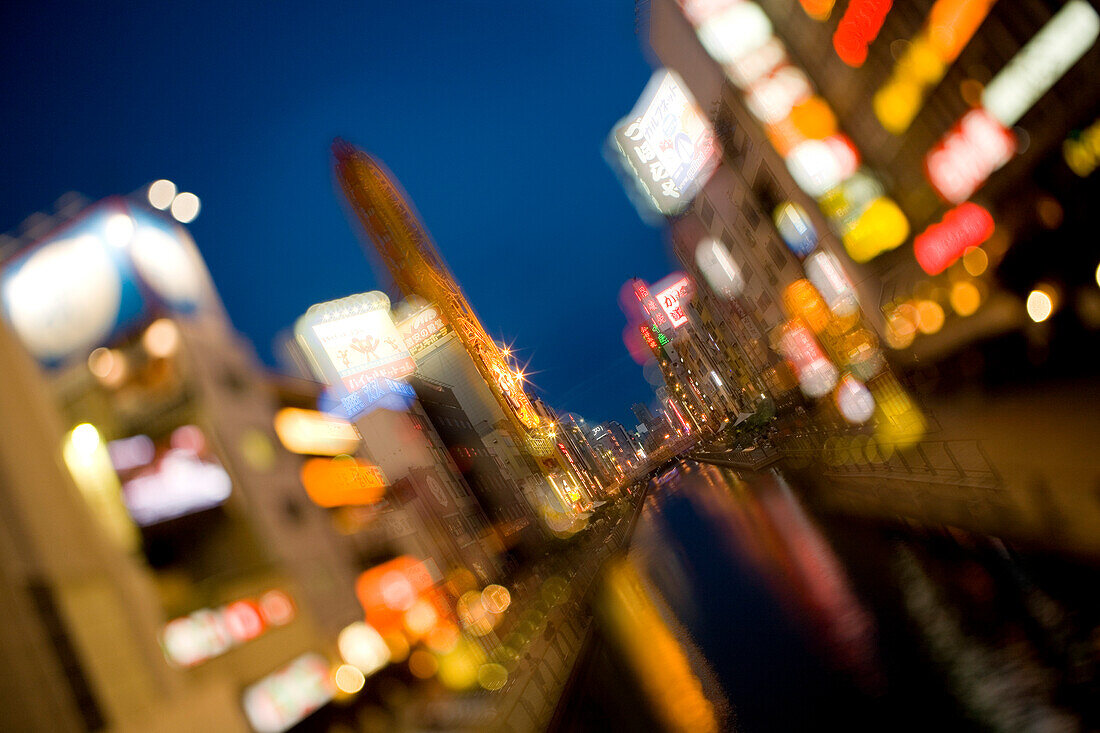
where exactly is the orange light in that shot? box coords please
[799,0,837,20]
[787,96,838,140]
[355,557,436,637]
[300,456,386,508]
[950,281,982,316]
[874,0,995,133]
[782,280,831,333]
[765,116,808,158]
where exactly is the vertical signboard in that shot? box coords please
[295,292,416,416]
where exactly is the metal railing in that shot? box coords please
[787,437,1003,489]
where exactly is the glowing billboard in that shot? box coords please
[161,590,295,668]
[913,202,995,275]
[611,69,719,217]
[299,456,387,507]
[981,0,1099,129]
[274,407,361,456]
[832,0,893,67]
[295,291,415,402]
[108,425,231,526]
[242,653,334,733]
[0,198,206,367]
[398,303,452,356]
[654,275,693,328]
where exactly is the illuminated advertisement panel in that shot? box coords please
[832,0,893,67]
[924,107,1017,204]
[913,202,995,275]
[160,589,296,668]
[295,292,416,409]
[653,275,693,328]
[981,0,1099,129]
[611,69,719,217]
[242,653,334,733]
[273,407,361,456]
[0,198,206,367]
[107,425,231,526]
[299,457,387,508]
[397,303,452,356]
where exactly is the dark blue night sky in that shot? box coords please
[1,1,680,427]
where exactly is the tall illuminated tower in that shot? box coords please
[332,139,557,465]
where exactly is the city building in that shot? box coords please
[0,194,362,732]
[408,374,539,558]
[644,0,1100,374]
[332,140,588,526]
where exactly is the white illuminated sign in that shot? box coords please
[296,291,416,398]
[109,426,232,526]
[242,653,334,733]
[612,70,719,217]
[2,234,122,363]
[982,0,1099,128]
[273,408,361,456]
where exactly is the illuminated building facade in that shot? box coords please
[558,413,619,488]
[0,195,361,731]
[646,0,1100,365]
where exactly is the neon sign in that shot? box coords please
[981,0,1099,129]
[925,108,1016,204]
[241,653,334,733]
[655,276,692,328]
[913,202,995,275]
[274,408,361,456]
[397,303,452,356]
[299,457,387,508]
[161,590,296,668]
[833,0,893,67]
[109,425,231,527]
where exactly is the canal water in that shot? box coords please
[556,460,1095,731]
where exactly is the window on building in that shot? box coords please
[698,197,715,229]
[768,240,787,269]
[743,205,760,231]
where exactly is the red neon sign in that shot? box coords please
[913,202,995,275]
[833,0,893,67]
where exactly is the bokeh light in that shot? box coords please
[333,664,366,694]
[949,281,982,316]
[147,179,176,210]
[170,192,201,223]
